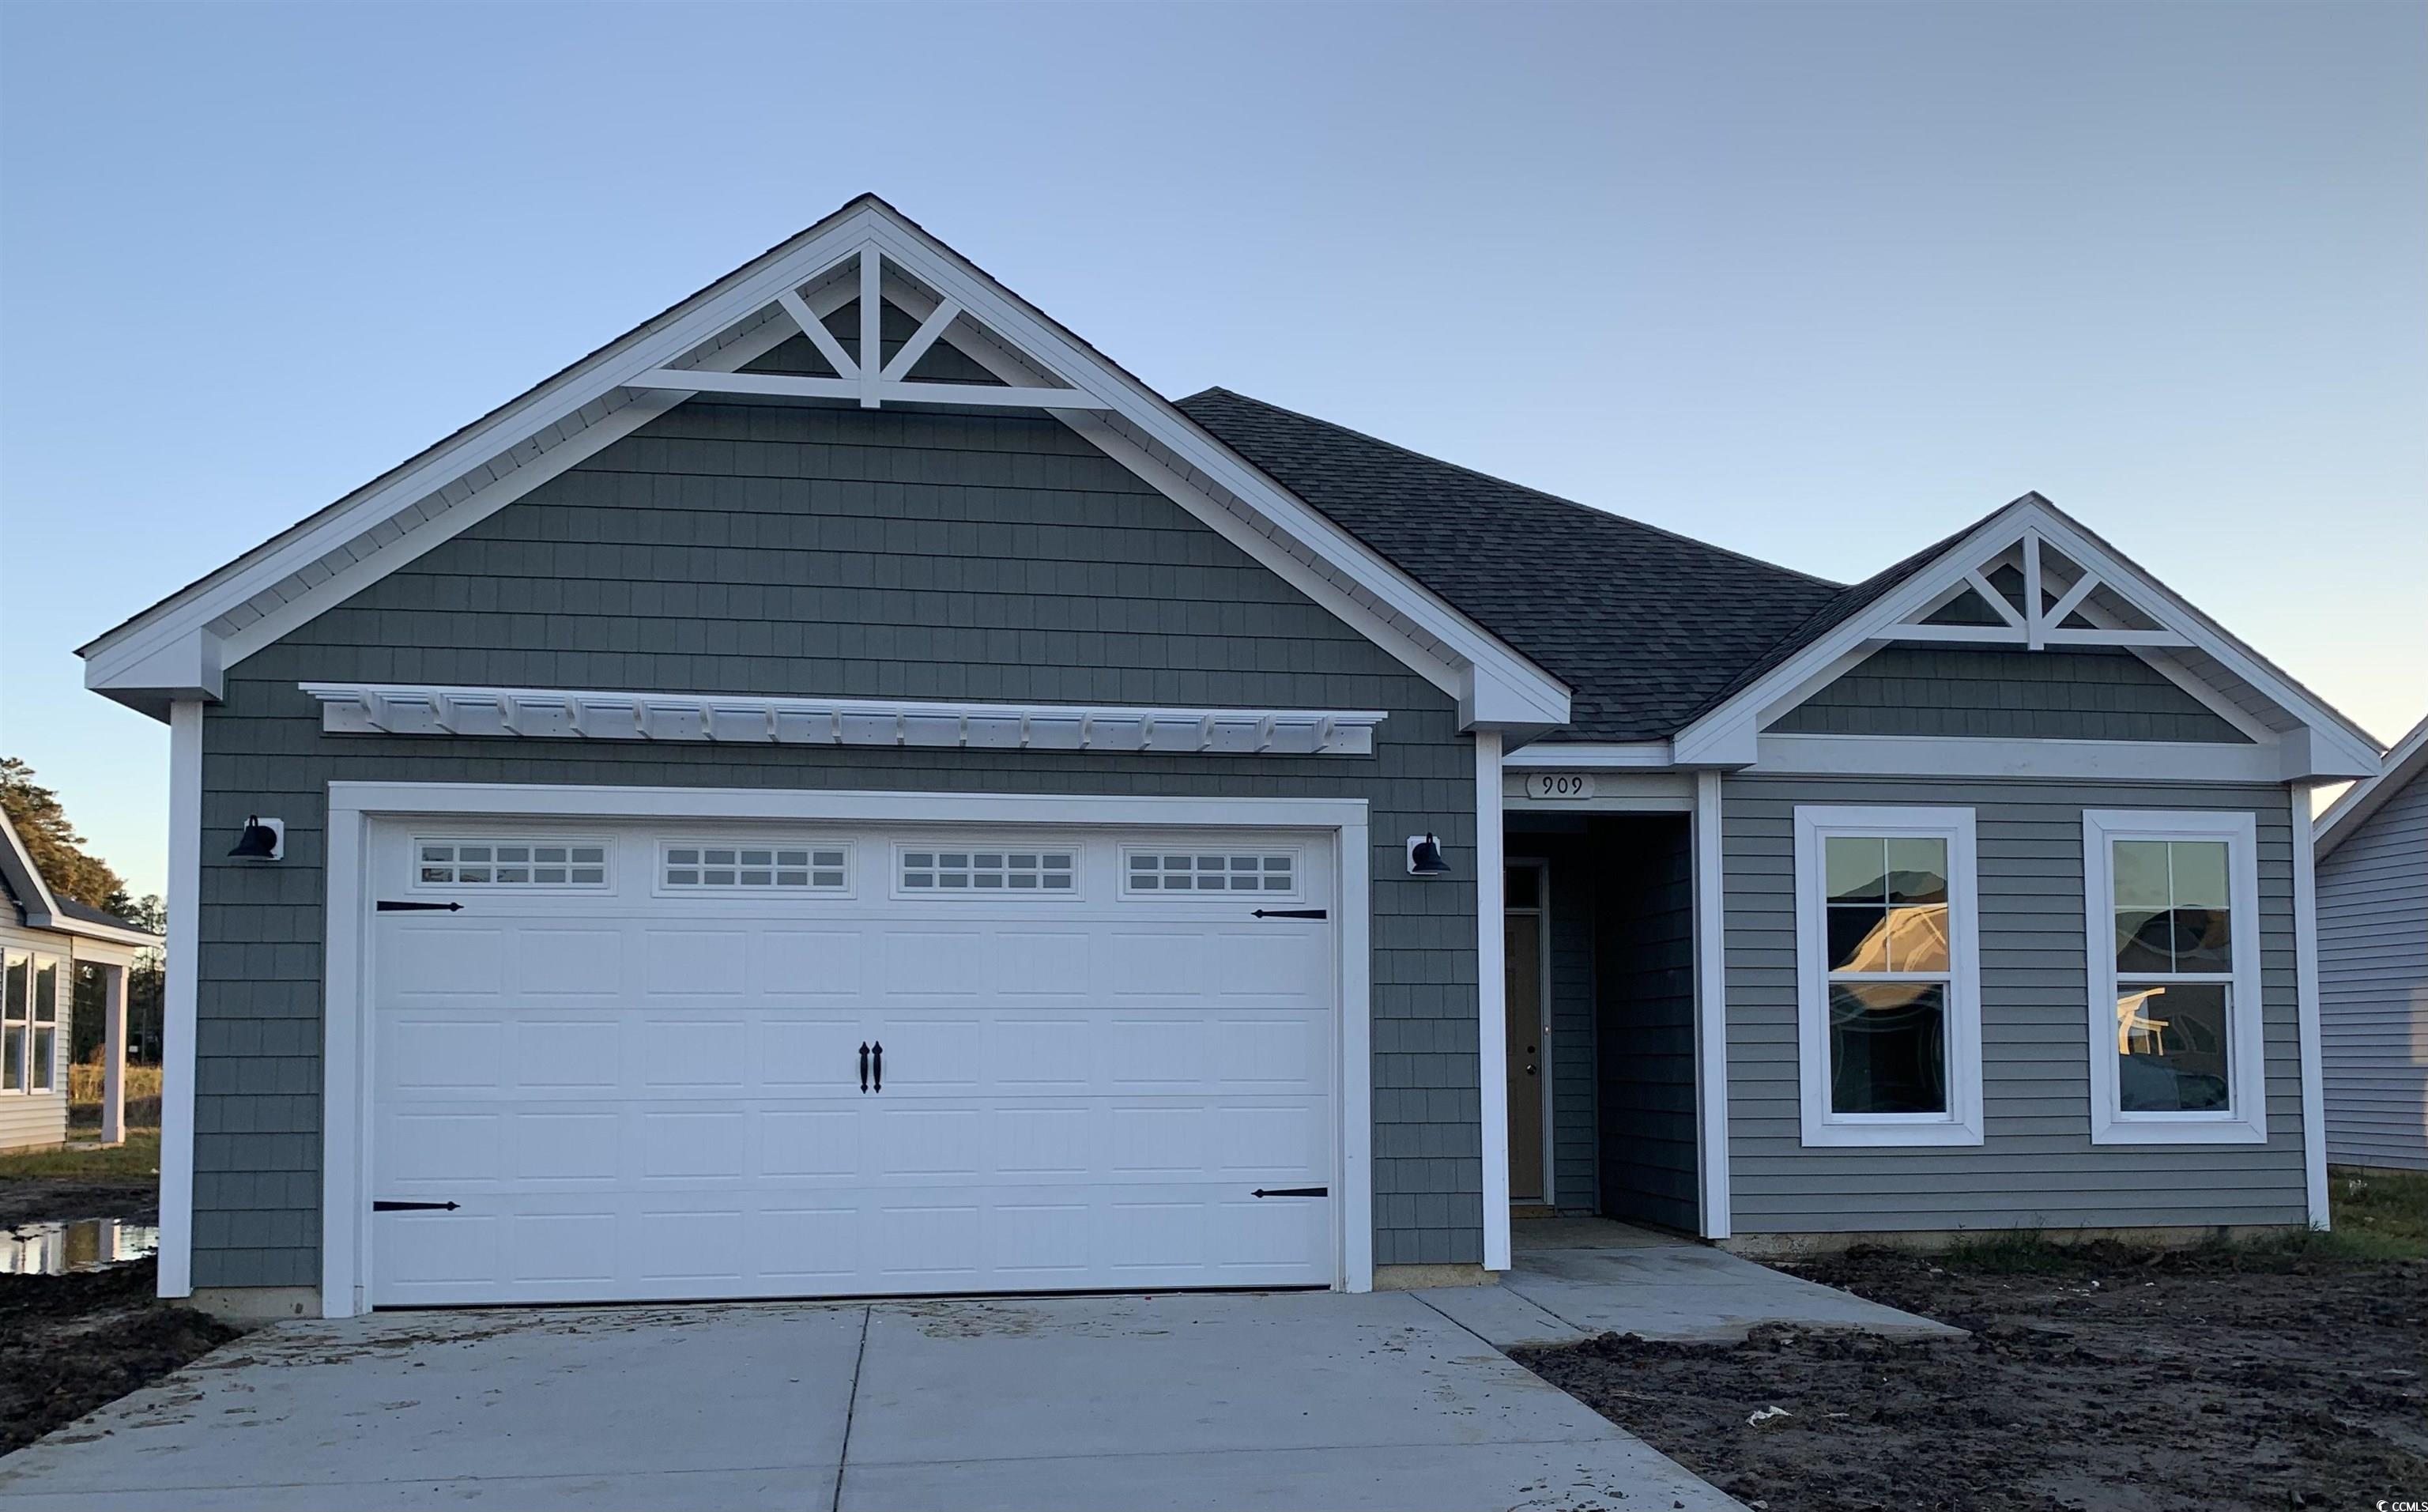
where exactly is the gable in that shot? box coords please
[240,394,1446,719]
[1672,494,2380,779]
[81,197,1567,733]
[1769,647,2253,743]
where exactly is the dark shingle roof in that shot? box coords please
[51,895,151,932]
[1176,389,1845,741]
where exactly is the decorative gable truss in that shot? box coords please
[79,197,1569,734]
[1672,494,2381,781]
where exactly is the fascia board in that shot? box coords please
[2315,716,2424,855]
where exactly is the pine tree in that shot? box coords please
[0,756,130,911]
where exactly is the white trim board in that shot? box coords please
[2290,786,2329,1227]
[1691,771,1731,1239]
[317,780,1375,1318]
[157,700,203,1299]
[1472,732,1511,1270]
[82,197,1568,733]
[1672,497,2380,781]
[305,684,1387,757]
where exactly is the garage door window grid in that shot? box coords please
[664,843,848,892]
[417,840,607,888]
[896,846,1077,894]
[1122,848,1299,898]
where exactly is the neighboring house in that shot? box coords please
[77,196,2383,1320]
[2314,715,2428,1172]
[0,812,162,1152]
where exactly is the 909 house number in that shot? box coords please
[1523,772,1597,801]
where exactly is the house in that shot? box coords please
[2314,715,2428,1172]
[0,811,162,1152]
[77,196,2383,1319]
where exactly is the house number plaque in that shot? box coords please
[1522,772,1597,801]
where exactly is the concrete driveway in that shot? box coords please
[0,1289,1736,1510]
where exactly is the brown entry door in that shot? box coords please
[1505,907,1545,1203]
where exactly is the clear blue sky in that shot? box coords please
[2,0,2421,898]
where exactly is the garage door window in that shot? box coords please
[418,841,606,888]
[1124,849,1298,897]
[899,847,1075,893]
[664,844,847,891]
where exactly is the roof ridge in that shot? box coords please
[1178,388,1842,590]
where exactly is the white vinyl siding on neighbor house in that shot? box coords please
[2317,769,2428,1171]
[2082,810,2267,1145]
[0,941,72,1152]
[1792,806,1984,1147]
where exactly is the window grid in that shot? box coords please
[665,844,847,891]
[28,960,57,1093]
[1125,850,1297,896]
[900,848,1076,893]
[418,842,607,888]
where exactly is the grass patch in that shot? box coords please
[0,1129,161,1181]
[2329,1166,2428,1260]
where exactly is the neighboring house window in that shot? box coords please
[1,952,23,1093]
[1793,806,1984,1146]
[2082,810,2266,1144]
[30,959,58,1093]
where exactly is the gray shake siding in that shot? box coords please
[2318,771,2428,1171]
[1772,647,2250,743]
[1722,776,2307,1234]
[1595,822,1697,1231]
[194,395,1485,1291]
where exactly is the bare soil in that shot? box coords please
[0,1259,239,1455]
[1514,1243,2427,1512]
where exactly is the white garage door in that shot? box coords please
[365,821,1337,1307]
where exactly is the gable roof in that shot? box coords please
[79,195,1568,732]
[2317,712,2426,858]
[1665,491,2384,778]
[1176,389,1841,741]
[0,811,161,948]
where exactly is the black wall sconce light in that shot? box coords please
[1404,833,1450,877]
[228,816,285,862]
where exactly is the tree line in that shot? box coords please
[1,757,166,1064]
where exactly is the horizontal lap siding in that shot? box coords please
[196,398,1482,1289]
[1770,647,2250,743]
[1723,775,2306,1234]
[2317,774,2428,1171]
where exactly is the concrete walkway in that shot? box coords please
[0,1288,1740,1510]
[1417,1219,1962,1348]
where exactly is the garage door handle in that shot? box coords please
[372,1201,460,1212]
[872,1041,883,1093]
[1253,908,1327,920]
[1251,1187,1328,1198]
[858,1043,869,1093]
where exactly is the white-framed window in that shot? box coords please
[898,845,1076,896]
[2081,809,2266,1144]
[1122,847,1299,898]
[416,840,608,888]
[662,843,848,892]
[1793,806,1983,1147]
[1,952,25,1094]
[29,957,58,1094]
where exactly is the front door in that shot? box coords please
[1504,865,1546,1204]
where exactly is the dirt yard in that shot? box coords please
[0,1258,239,1454]
[1518,1229,2427,1512]
[0,1132,160,1228]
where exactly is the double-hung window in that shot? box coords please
[1,952,24,1093]
[2082,810,2265,1144]
[29,959,58,1093]
[1793,806,1983,1146]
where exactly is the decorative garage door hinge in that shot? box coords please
[371,1201,461,1212]
[1250,1187,1328,1198]
[1251,908,1326,919]
[376,900,464,912]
